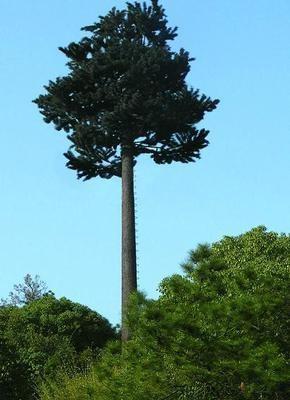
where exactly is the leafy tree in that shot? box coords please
[38,227,290,400]
[1,274,51,306]
[0,295,116,399]
[33,0,219,341]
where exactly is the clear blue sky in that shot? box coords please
[1,0,289,325]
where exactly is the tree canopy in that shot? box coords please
[34,0,219,180]
[39,227,290,400]
[0,294,116,399]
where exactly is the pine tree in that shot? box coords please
[34,0,219,341]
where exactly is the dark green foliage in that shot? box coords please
[38,227,290,400]
[34,0,219,180]
[0,336,34,400]
[0,295,116,399]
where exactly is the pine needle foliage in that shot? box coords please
[33,0,219,180]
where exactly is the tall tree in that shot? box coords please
[34,0,219,341]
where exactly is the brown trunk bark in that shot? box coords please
[121,145,137,342]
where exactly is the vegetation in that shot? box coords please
[0,336,32,400]
[37,227,290,400]
[0,292,116,399]
[1,274,51,306]
[33,0,219,340]
[2,3,288,400]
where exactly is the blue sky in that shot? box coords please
[1,0,289,325]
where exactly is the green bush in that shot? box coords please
[39,368,101,400]
[0,295,116,399]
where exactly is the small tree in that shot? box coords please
[1,274,50,306]
[34,0,219,341]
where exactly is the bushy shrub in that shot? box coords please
[0,295,116,399]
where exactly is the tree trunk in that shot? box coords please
[121,145,137,342]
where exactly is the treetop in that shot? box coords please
[34,0,219,180]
